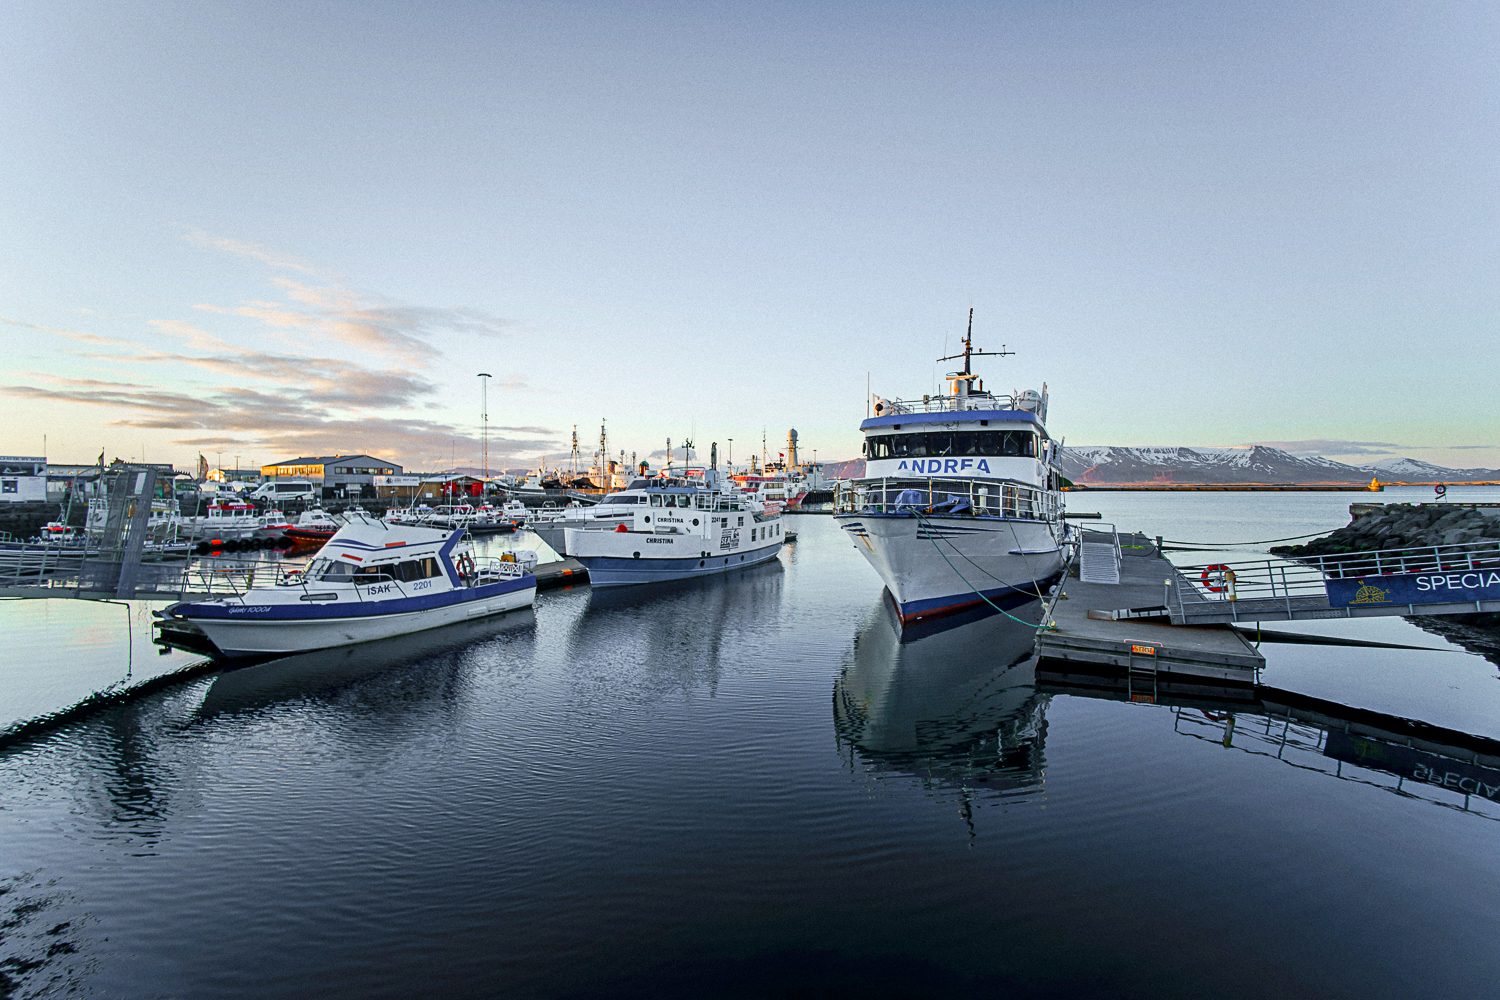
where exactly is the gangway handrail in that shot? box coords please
[1166,536,1500,621]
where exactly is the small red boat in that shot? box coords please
[284,508,340,543]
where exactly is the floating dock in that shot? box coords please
[533,557,588,589]
[1035,537,1265,685]
[1034,518,1500,680]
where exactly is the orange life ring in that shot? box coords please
[1201,564,1232,593]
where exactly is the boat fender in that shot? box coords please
[1200,565,1234,593]
[614,524,628,532]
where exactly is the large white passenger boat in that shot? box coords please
[835,316,1068,625]
[566,468,785,586]
[160,512,536,657]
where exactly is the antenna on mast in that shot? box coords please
[936,308,1013,395]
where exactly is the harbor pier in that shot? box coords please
[1033,520,1500,684]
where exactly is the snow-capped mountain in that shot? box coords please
[1057,446,1499,485]
[1359,456,1500,481]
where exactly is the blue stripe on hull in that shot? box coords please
[578,546,782,587]
[895,570,1064,625]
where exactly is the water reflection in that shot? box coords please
[1036,662,1500,819]
[94,706,174,839]
[559,560,786,700]
[1409,613,1500,670]
[835,598,1048,806]
[196,609,537,720]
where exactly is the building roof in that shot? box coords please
[263,454,398,467]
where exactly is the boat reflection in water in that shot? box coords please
[560,559,786,701]
[1036,659,1500,818]
[195,607,536,720]
[835,596,1049,805]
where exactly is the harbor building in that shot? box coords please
[261,455,402,495]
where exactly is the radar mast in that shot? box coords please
[938,308,1012,397]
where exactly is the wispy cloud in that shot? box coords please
[189,278,509,364]
[180,227,322,276]
[1,377,556,465]
[1,316,138,348]
[2,231,548,468]
[1245,439,1403,457]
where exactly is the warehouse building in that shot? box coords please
[261,455,403,496]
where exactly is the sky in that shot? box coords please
[2,1,1497,473]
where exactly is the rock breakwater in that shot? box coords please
[1271,504,1500,558]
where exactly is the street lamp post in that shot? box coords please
[478,373,492,481]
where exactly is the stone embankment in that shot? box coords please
[1271,504,1500,559]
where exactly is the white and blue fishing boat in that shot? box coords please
[566,463,785,586]
[835,312,1068,625]
[159,511,536,657]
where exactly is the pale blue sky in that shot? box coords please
[2,1,1497,471]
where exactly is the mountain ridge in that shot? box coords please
[816,447,1500,485]
[1058,445,1500,484]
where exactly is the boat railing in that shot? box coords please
[877,392,1019,416]
[833,478,1061,521]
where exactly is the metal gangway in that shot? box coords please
[0,464,289,602]
[1167,537,1500,624]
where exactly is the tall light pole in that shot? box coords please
[477,373,492,480]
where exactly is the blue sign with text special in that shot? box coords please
[1325,568,1500,608]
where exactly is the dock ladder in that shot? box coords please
[1124,640,1162,703]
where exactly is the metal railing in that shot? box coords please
[1168,537,1500,621]
[833,478,1062,522]
[876,392,1022,415]
[1078,523,1122,585]
[0,547,291,599]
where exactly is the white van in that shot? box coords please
[251,481,318,502]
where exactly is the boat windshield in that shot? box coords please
[307,558,355,581]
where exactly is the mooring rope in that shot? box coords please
[909,508,1048,630]
[1163,529,1329,547]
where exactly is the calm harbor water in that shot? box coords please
[2,488,1500,997]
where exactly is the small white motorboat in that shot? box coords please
[159,512,537,657]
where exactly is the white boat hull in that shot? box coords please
[567,528,784,586]
[837,513,1064,624]
[190,585,535,657]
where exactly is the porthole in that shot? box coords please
[644,515,651,523]
[699,560,705,567]
[632,552,641,559]
[692,518,699,526]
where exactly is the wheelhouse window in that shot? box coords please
[866,429,1041,459]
